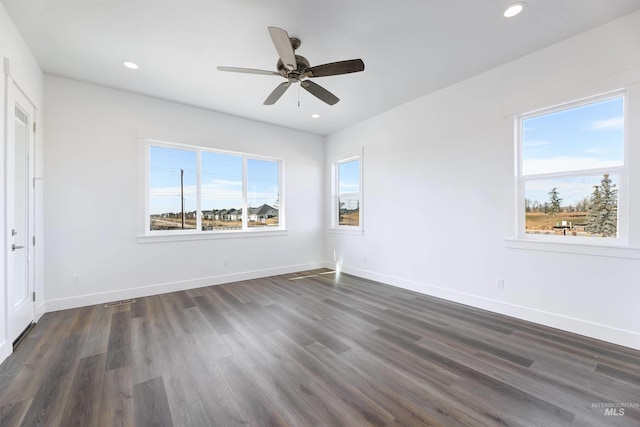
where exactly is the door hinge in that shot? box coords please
[33,236,36,246]
[33,122,36,133]
[32,292,36,302]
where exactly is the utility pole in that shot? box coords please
[180,168,185,229]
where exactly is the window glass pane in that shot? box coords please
[522,97,623,175]
[201,152,243,231]
[149,146,197,230]
[339,197,360,226]
[524,173,618,238]
[338,160,360,194]
[247,159,280,228]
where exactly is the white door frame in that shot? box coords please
[4,63,37,348]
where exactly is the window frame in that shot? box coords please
[329,149,363,234]
[142,139,284,238]
[515,89,628,245]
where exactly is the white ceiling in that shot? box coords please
[4,1,640,136]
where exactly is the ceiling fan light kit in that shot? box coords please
[217,27,365,106]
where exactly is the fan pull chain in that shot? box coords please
[297,83,301,107]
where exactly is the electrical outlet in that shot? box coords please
[72,274,81,285]
[363,255,367,263]
[496,278,505,289]
[224,258,230,267]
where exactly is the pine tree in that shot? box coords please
[586,185,601,234]
[599,174,618,237]
[548,187,562,216]
[586,174,618,237]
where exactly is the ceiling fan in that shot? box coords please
[217,27,365,106]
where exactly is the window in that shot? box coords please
[146,140,282,234]
[517,92,625,240]
[331,153,362,230]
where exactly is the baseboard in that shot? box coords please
[35,302,46,322]
[330,262,640,351]
[45,262,325,312]
[0,340,9,366]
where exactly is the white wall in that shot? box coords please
[44,76,324,310]
[0,2,44,363]
[325,11,640,350]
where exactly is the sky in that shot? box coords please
[149,146,279,214]
[338,159,360,210]
[522,96,623,205]
[338,159,360,193]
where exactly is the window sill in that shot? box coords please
[505,237,640,260]
[328,228,364,236]
[137,229,289,243]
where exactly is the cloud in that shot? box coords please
[523,140,550,148]
[585,145,622,155]
[339,183,360,192]
[589,117,623,131]
[209,178,242,187]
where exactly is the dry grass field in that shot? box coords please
[151,217,278,230]
[339,211,360,226]
[525,211,592,236]
[525,211,588,230]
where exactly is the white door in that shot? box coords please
[6,83,35,343]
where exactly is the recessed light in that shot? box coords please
[123,61,139,70]
[311,114,320,119]
[503,2,525,18]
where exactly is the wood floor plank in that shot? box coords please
[305,342,475,427]
[595,363,640,386]
[80,305,113,358]
[129,298,146,319]
[264,329,396,427]
[1,269,639,426]
[105,311,132,371]
[59,353,106,427]
[0,400,30,426]
[153,337,202,426]
[20,334,83,427]
[214,356,290,427]
[99,365,134,427]
[130,317,164,385]
[133,377,172,427]
[323,298,423,341]
[192,295,235,335]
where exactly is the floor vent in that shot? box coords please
[105,299,136,308]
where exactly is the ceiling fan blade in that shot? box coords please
[301,80,339,105]
[305,59,365,78]
[268,27,297,71]
[263,82,291,105]
[217,66,281,76]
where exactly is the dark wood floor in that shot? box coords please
[1,270,639,426]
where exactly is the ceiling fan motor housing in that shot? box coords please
[277,55,310,81]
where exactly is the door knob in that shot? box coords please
[12,244,25,251]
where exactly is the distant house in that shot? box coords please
[248,204,278,223]
[228,209,241,221]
